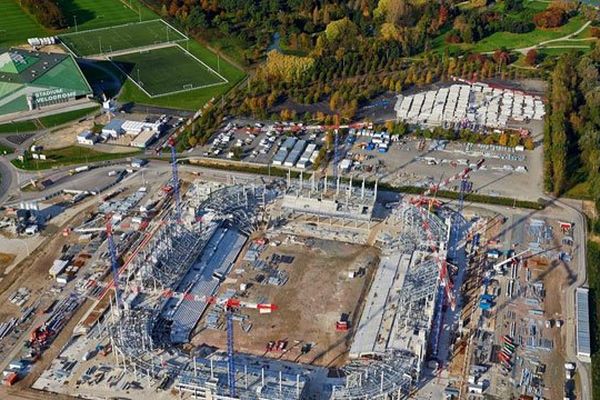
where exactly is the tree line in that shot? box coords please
[20,0,66,30]
[544,47,600,225]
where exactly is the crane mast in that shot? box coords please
[106,215,121,308]
[169,137,182,222]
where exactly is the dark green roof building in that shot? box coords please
[0,48,92,116]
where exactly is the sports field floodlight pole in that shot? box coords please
[74,15,78,32]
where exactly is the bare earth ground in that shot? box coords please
[14,44,67,54]
[191,237,379,368]
[0,200,102,399]
[0,252,16,275]
[491,221,569,400]
[0,235,43,278]
[35,112,112,150]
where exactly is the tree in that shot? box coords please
[533,8,566,29]
[329,91,342,111]
[260,51,315,82]
[498,132,509,146]
[525,49,538,66]
[324,17,358,44]
[505,0,524,12]
[232,146,243,161]
[508,134,521,148]
[375,0,414,25]
[188,7,208,30]
[341,99,358,120]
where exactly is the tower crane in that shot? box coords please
[413,158,485,312]
[492,249,530,272]
[143,286,277,397]
[333,129,340,178]
[168,137,182,222]
[106,214,121,308]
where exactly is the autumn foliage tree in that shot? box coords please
[258,51,314,83]
[533,7,566,28]
[525,49,538,66]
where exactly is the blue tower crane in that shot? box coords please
[333,129,339,178]
[106,215,121,307]
[226,309,236,397]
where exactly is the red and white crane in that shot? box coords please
[412,158,485,311]
[423,158,485,197]
[157,288,277,313]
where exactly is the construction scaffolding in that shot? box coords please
[283,173,377,227]
[104,182,311,399]
[339,202,449,399]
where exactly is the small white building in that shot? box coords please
[77,130,96,145]
[130,129,156,148]
[122,120,164,136]
[25,224,38,235]
[131,158,148,168]
[49,259,68,278]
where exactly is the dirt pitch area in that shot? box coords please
[191,236,379,368]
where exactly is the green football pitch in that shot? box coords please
[56,0,156,31]
[110,45,228,97]
[59,20,186,57]
[1,0,49,46]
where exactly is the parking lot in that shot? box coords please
[199,117,545,201]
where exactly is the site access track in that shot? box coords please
[484,20,593,55]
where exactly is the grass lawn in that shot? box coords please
[55,0,156,32]
[11,145,140,170]
[117,40,246,110]
[432,13,588,55]
[111,45,226,97]
[207,34,251,66]
[39,106,99,128]
[501,0,548,13]
[0,0,157,47]
[0,120,39,134]
[539,46,592,57]
[0,0,50,46]
[565,181,594,200]
[60,19,185,56]
[539,39,594,48]
[471,16,587,52]
[0,106,98,135]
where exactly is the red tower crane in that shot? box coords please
[413,158,485,311]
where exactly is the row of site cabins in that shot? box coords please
[269,129,397,169]
[396,84,545,124]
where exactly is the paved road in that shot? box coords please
[557,197,591,400]
[0,157,17,205]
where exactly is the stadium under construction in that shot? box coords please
[33,169,470,400]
